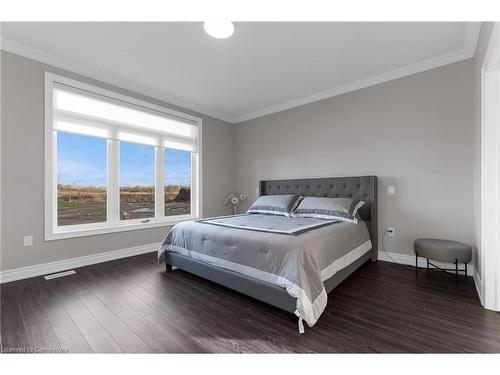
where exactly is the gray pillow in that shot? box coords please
[291,197,365,223]
[247,194,302,217]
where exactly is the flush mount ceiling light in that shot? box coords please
[203,21,234,39]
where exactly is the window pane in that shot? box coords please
[164,149,191,216]
[120,142,155,220]
[57,132,107,226]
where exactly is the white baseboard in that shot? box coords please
[0,242,160,284]
[473,272,484,305]
[378,250,477,278]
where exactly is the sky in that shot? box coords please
[57,132,191,187]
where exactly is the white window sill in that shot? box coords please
[45,215,197,241]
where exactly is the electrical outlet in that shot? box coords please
[388,185,396,195]
[23,235,33,247]
[387,227,395,237]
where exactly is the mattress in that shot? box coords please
[158,214,371,332]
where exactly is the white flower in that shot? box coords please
[239,194,247,201]
[225,193,235,205]
[230,196,239,205]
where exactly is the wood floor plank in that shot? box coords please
[28,278,93,353]
[2,253,500,353]
[13,280,61,352]
[77,292,150,353]
[0,283,30,352]
[47,276,122,353]
[74,265,185,353]
[83,329,123,353]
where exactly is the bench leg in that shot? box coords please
[465,262,468,278]
[455,259,458,282]
[415,253,418,274]
[165,263,173,272]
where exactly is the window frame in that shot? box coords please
[44,72,202,240]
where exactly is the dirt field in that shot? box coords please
[57,184,190,226]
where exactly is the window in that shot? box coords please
[164,148,191,217]
[57,132,107,226]
[45,73,201,240]
[120,141,155,221]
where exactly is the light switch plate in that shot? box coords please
[24,235,33,247]
[388,185,396,195]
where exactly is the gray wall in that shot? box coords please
[1,33,486,272]
[234,59,476,260]
[0,50,235,271]
[472,23,495,279]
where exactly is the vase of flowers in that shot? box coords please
[225,193,247,214]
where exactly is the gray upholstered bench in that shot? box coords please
[414,238,472,278]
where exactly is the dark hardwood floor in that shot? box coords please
[1,253,500,353]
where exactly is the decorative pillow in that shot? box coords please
[247,194,302,217]
[291,197,365,223]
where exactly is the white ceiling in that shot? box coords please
[1,22,481,123]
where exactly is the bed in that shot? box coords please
[158,176,378,333]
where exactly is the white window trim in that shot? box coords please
[480,23,500,311]
[44,72,203,241]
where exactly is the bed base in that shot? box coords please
[164,250,372,314]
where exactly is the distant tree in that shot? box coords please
[174,187,190,202]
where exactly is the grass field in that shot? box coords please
[57,184,190,226]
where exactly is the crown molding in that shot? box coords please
[1,23,482,125]
[464,22,482,57]
[235,22,483,123]
[0,38,237,123]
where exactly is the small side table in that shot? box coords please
[414,238,472,279]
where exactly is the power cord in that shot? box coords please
[381,229,422,272]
